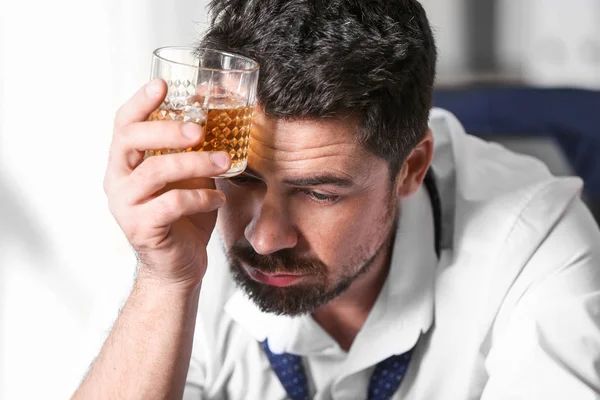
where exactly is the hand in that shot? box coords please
[104,79,231,288]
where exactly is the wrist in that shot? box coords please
[135,253,207,293]
[134,269,203,297]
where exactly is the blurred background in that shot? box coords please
[1,0,599,398]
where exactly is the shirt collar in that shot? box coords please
[225,184,437,368]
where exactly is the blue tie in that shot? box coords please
[262,340,413,400]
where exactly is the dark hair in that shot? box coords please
[200,0,437,176]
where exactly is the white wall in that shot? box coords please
[421,0,469,83]
[0,1,209,399]
[427,0,600,88]
[496,0,528,75]
[2,1,118,398]
[520,0,600,89]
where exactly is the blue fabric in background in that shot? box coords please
[433,87,600,198]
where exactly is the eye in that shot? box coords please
[303,190,340,204]
[228,175,259,186]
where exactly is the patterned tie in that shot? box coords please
[262,340,413,400]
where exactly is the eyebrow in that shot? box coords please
[283,175,354,188]
[242,167,355,188]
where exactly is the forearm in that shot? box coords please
[73,277,201,400]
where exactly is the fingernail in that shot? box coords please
[145,79,163,97]
[210,152,231,169]
[181,123,201,140]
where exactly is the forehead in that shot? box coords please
[248,111,379,179]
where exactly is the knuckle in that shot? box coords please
[105,190,150,246]
[157,191,183,216]
[156,154,186,180]
[169,155,186,174]
[109,126,130,157]
[128,173,150,198]
[114,124,132,148]
[137,155,160,180]
[128,163,158,199]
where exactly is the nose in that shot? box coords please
[244,191,298,255]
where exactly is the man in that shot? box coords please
[74,0,600,399]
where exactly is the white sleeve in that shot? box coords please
[482,199,600,399]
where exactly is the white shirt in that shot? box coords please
[184,108,600,399]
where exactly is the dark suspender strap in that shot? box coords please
[423,168,442,259]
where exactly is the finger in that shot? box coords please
[113,121,204,171]
[141,188,226,227]
[127,151,232,203]
[114,79,167,129]
[121,121,204,152]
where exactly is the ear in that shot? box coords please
[395,129,434,198]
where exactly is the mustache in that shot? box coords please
[228,242,325,275]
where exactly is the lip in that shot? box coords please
[243,264,305,287]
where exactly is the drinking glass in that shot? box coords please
[146,46,260,177]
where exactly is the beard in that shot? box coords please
[226,214,397,316]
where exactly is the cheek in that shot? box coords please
[294,195,393,269]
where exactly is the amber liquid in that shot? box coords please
[147,95,255,177]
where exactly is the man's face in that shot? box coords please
[215,111,399,316]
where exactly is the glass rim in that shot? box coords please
[152,46,260,73]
